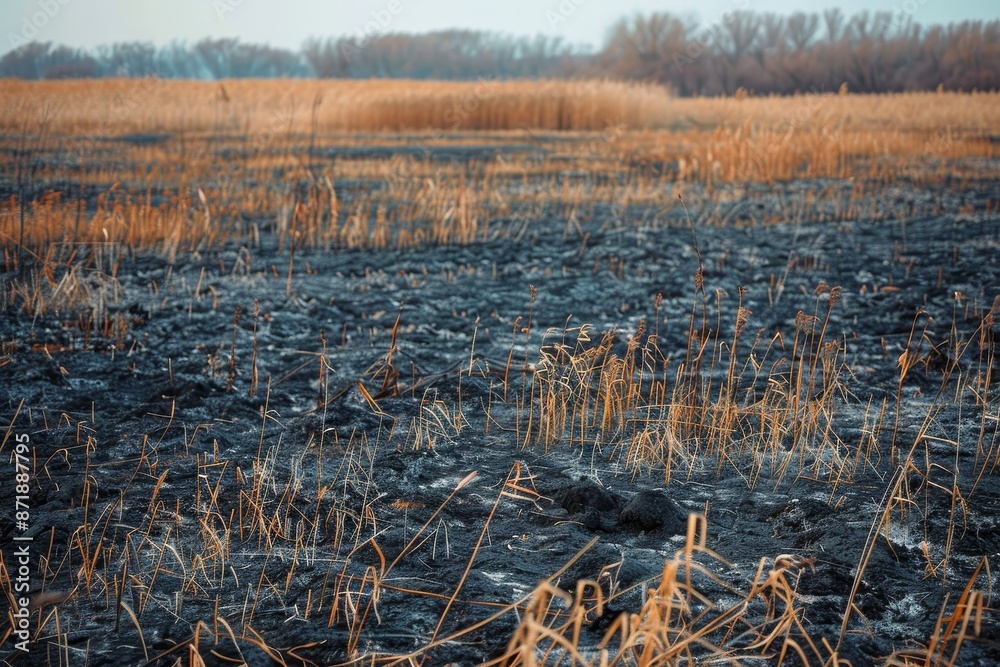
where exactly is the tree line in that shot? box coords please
[2,10,998,95]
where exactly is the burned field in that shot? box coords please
[2,83,1000,666]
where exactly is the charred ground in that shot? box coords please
[2,131,1000,666]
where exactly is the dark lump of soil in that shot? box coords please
[618,490,686,535]
[2,178,1000,665]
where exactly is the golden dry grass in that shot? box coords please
[0,78,673,133]
[2,84,997,268]
[2,83,998,338]
[3,79,997,136]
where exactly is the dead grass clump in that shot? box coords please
[493,514,851,666]
[4,257,128,344]
[514,282,855,490]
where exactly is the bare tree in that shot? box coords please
[0,42,54,79]
[787,12,819,51]
[823,8,845,43]
[761,13,787,52]
[714,10,762,93]
[605,14,676,79]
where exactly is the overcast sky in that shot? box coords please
[3,0,997,55]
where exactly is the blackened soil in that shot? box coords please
[2,180,1000,666]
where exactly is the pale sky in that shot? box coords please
[2,0,997,55]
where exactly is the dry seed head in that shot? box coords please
[984,295,1000,328]
[795,311,819,331]
[814,281,830,296]
[736,307,752,336]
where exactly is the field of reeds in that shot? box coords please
[1,79,999,666]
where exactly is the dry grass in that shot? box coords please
[2,90,997,293]
[0,78,672,134]
[1,83,996,279]
[3,79,997,136]
[491,514,991,667]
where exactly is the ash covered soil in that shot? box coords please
[2,169,1000,665]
